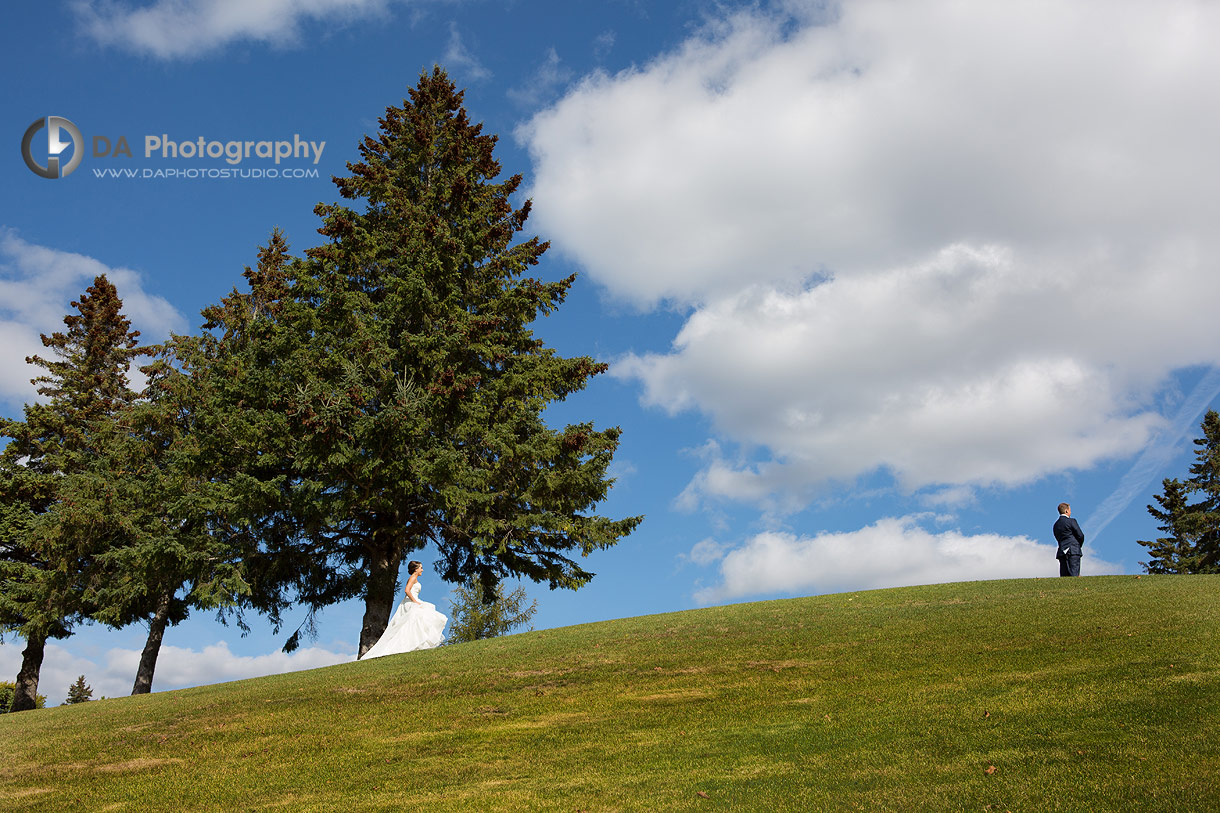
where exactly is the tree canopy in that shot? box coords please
[191,67,641,656]
[63,346,253,695]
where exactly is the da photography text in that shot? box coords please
[97,134,327,165]
[22,115,327,181]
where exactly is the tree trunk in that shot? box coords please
[132,590,174,695]
[358,544,402,658]
[10,632,46,712]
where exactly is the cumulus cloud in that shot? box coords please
[618,241,1214,500]
[522,0,1220,307]
[521,0,1220,505]
[102,640,355,692]
[0,231,186,407]
[72,0,402,59]
[0,639,354,706]
[692,515,1123,604]
[684,537,733,566]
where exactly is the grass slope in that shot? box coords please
[2,575,1218,811]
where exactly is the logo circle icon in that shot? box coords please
[22,116,84,179]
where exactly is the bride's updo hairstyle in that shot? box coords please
[408,560,423,575]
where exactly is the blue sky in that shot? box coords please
[4,0,1219,705]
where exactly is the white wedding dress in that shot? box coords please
[361,581,447,659]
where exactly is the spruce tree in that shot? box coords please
[1138,478,1197,573]
[1139,409,1220,574]
[42,236,304,695]
[1183,409,1220,571]
[183,230,351,650]
[208,68,642,656]
[53,344,254,695]
[65,675,92,704]
[0,276,148,711]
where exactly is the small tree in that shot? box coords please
[447,575,538,644]
[64,675,93,704]
[1139,410,1220,574]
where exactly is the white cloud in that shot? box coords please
[0,639,354,706]
[0,231,186,407]
[0,320,48,408]
[522,0,1220,504]
[693,515,1123,604]
[444,21,491,82]
[72,0,401,59]
[684,537,731,566]
[920,486,976,510]
[523,0,1220,308]
[102,641,356,691]
[607,456,637,485]
[616,241,1210,500]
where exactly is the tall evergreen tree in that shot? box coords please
[209,68,642,656]
[183,230,350,651]
[1180,409,1220,571]
[50,344,253,695]
[0,276,148,711]
[1139,409,1220,574]
[48,235,310,693]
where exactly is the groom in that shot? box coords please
[1053,502,1084,577]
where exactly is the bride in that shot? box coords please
[360,560,447,659]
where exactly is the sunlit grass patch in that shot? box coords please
[1,575,1218,811]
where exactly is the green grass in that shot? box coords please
[2,575,1218,811]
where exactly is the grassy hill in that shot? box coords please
[2,575,1218,811]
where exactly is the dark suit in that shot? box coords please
[1053,514,1084,577]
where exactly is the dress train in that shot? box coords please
[361,581,447,659]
